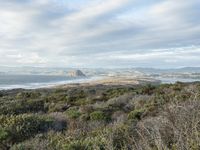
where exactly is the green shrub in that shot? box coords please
[128,109,144,120]
[65,90,87,104]
[0,128,9,141]
[0,114,54,145]
[64,140,88,150]
[112,125,130,150]
[48,102,69,112]
[104,88,134,99]
[138,84,156,95]
[66,108,81,119]
[0,99,46,115]
[16,92,41,99]
[64,137,106,150]
[90,111,109,121]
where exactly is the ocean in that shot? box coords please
[0,74,199,90]
[156,77,200,84]
[0,74,95,90]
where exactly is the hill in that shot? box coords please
[0,82,200,149]
[67,70,86,77]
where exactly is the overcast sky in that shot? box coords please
[0,0,200,68]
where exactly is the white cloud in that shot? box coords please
[0,0,199,68]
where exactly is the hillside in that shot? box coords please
[0,82,200,150]
[67,70,86,77]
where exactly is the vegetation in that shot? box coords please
[0,82,200,149]
[89,110,109,121]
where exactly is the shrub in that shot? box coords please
[111,125,130,150]
[16,92,41,99]
[63,136,107,150]
[106,94,133,109]
[139,84,156,95]
[66,108,81,119]
[48,102,70,112]
[80,114,90,121]
[0,92,3,97]
[10,134,51,150]
[104,88,134,99]
[49,113,67,131]
[0,99,46,115]
[90,111,109,121]
[65,90,87,104]
[128,109,144,120]
[0,114,54,145]
[0,128,9,141]
[64,140,88,150]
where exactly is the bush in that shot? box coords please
[0,99,46,115]
[80,114,90,121]
[139,84,156,95]
[64,140,88,150]
[10,134,51,150]
[0,128,9,141]
[111,125,130,150]
[66,108,81,119]
[63,136,107,150]
[16,91,41,99]
[0,114,54,145]
[0,92,3,97]
[128,109,144,120]
[90,111,109,121]
[104,88,134,99]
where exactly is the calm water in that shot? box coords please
[0,74,93,89]
[156,77,200,84]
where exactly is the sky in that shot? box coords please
[0,0,200,68]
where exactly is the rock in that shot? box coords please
[67,70,86,77]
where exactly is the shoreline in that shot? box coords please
[0,76,161,91]
[0,76,103,90]
[0,75,199,91]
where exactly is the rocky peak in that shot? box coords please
[67,70,86,77]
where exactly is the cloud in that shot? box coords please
[0,0,199,68]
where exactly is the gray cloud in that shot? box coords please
[0,0,199,68]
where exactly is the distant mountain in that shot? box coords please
[175,67,200,73]
[67,70,86,77]
[0,66,200,76]
[133,67,200,74]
